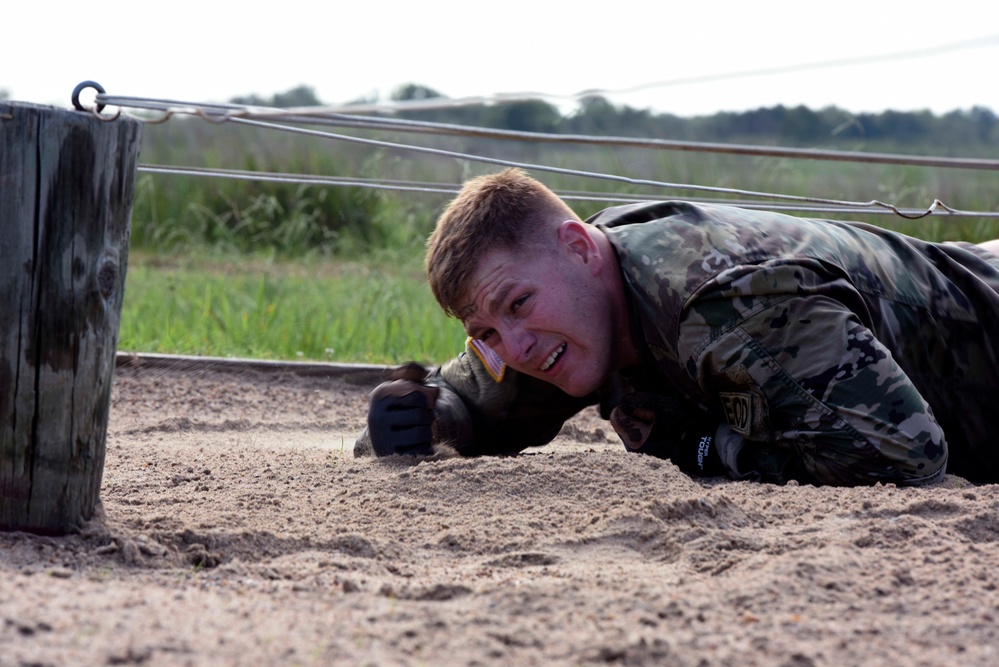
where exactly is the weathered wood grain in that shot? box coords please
[1,102,142,534]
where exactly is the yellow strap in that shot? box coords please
[467,337,506,383]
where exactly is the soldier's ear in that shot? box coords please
[557,220,602,274]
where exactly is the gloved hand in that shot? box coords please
[610,392,724,476]
[366,363,441,457]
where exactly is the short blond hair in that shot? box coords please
[426,169,579,318]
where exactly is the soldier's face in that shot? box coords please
[459,236,621,397]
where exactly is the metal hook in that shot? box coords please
[72,81,106,113]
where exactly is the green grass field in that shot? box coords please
[118,253,467,365]
[117,117,998,364]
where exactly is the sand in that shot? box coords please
[2,358,998,666]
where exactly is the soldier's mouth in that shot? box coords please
[541,343,566,371]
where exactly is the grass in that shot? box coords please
[116,120,998,363]
[118,252,467,365]
[133,120,999,258]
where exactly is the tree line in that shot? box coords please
[232,84,998,155]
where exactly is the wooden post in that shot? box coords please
[0,101,142,534]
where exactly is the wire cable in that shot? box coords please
[216,116,972,220]
[137,164,999,219]
[95,93,999,172]
[81,85,999,222]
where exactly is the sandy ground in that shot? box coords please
[2,358,999,667]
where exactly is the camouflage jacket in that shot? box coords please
[359,202,999,486]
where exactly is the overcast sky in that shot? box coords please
[5,1,998,118]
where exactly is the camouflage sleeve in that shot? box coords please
[686,293,948,486]
[354,342,594,458]
[432,344,595,456]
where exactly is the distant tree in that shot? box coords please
[779,105,824,143]
[968,106,997,143]
[229,85,322,108]
[567,96,619,134]
[652,112,691,140]
[854,109,935,142]
[220,81,997,151]
[343,94,379,106]
[272,85,322,107]
[390,82,501,127]
[566,96,662,137]
[483,100,561,133]
[391,83,446,102]
[822,107,864,138]
[0,88,9,101]
[740,106,784,137]
[229,92,269,106]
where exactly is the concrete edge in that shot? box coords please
[115,351,394,383]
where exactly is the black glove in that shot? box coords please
[609,392,725,476]
[366,380,440,457]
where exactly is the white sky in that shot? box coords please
[5,1,999,118]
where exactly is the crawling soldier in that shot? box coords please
[356,169,999,486]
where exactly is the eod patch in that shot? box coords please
[718,391,762,437]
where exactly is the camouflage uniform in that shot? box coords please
[358,202,999,486]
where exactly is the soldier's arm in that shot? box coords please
[354,342,594,458]
[686,294,948,486]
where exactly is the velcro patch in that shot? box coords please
[720,392,755,437]
[468,337,506,383]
